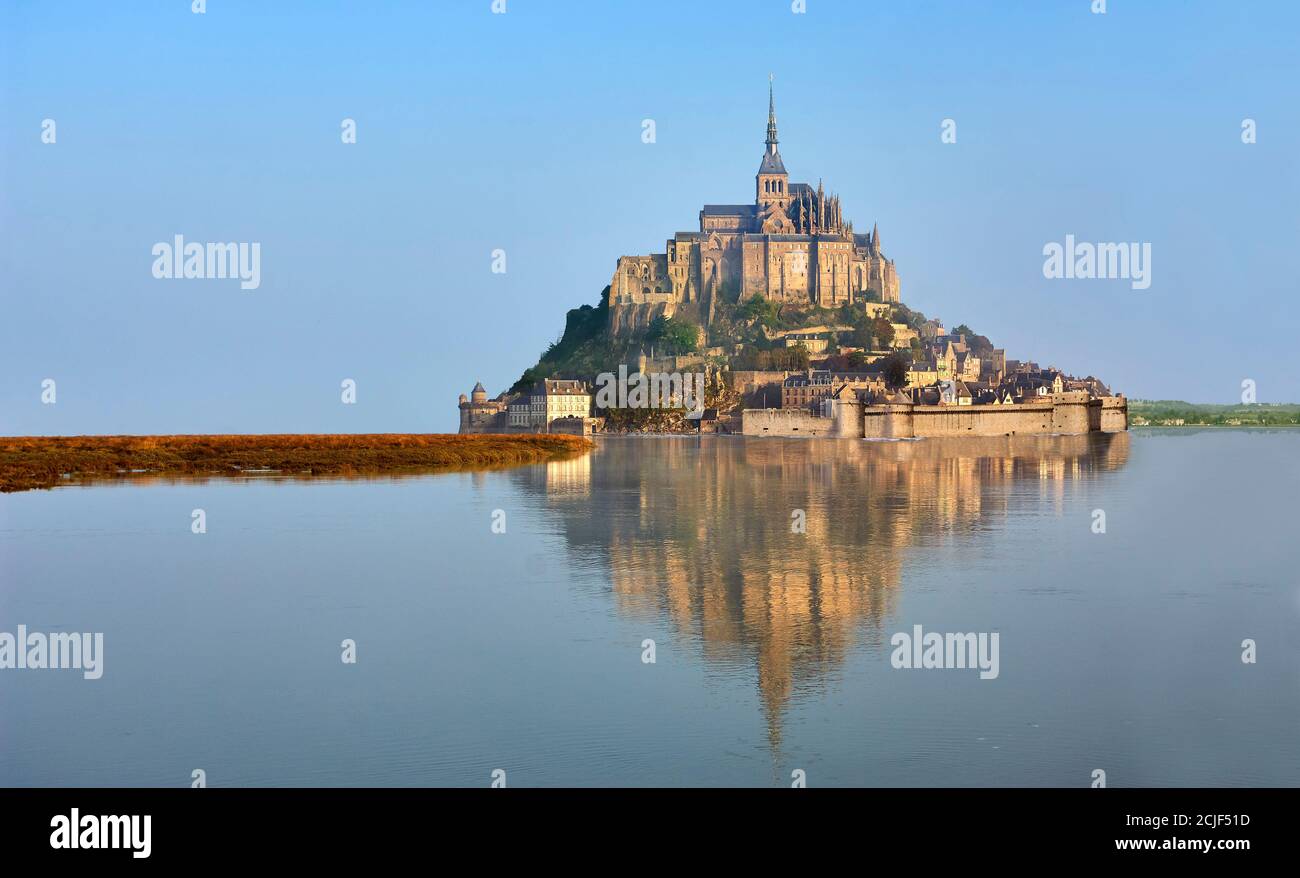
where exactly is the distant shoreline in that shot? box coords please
[0,434,593,493]
[1127,400,1300,428]
[1131,423,1300,428]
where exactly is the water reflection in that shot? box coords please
[509,434,1131,750]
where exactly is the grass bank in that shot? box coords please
[1127,400,1300,427]
[0,433,594,493]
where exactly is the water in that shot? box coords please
[1,430,1297,787]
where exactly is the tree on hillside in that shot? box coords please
[741,344,810,371]
[893,303,927,331]
[738,294,778,326]
[647,316,701,354]
[851,318,874,349]
[871,317,895,350]
[882,352,910,390]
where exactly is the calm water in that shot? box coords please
[1,430,1297,787]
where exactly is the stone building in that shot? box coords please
[609,82,900,334]
[507,379,591,429]
[782,370,886,410]
[458,381,508,432]
[459,379,592,434]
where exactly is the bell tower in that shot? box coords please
[756,76,789,211]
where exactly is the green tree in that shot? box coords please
[739,294,772,323]
[871,317,895,350]
[882,352,909,389]
[647,316,701,354]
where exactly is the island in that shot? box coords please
[459,83,1127,439]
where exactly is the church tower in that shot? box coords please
[755,78,789,211]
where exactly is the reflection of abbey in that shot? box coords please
[519,433,1132,753]
[609,83,899,331]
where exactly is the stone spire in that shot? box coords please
[872,222,881,252]
[766,74,779,154]
[755,75,787,190]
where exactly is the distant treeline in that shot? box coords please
[1129,400,1300,426]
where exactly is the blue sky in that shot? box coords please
[3,0,1298,434]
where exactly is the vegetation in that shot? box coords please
[0,433,593,493]
[850,313,894,350]
[1127,401,1300,427]
[735,345,811,371]
[510,289,613,393]
[737,293,783,328]
[599,407,695,433]
[822,350,868,371]
[951,323,995,357]
[646,315,701,354]
[880,352,910,389]
[503,284,1007,413]
[889,302,928,332]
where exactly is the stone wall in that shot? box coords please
[608,300,675,336]
[742,408,835,437]
[861,403,916,439]
[747,393,1127,439]
[729,370,792,395]
[1100,396,1128,433]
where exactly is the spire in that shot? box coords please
[765,74,779,153]
[872,222,880,252]
[756,75,787,180]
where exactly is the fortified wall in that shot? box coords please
[743,393,1127,438]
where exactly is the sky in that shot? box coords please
[2,0,1298,435]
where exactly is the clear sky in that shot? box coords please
[3,0,1298,434]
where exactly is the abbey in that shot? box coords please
[610,82,900,332]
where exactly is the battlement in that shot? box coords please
[744,394,1128,439]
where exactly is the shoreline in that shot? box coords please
[0,433,593,493]
[1131,423,1300,428]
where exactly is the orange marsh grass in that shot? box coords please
[0,433,594,493]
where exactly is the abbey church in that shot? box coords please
[610,83,900,333]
